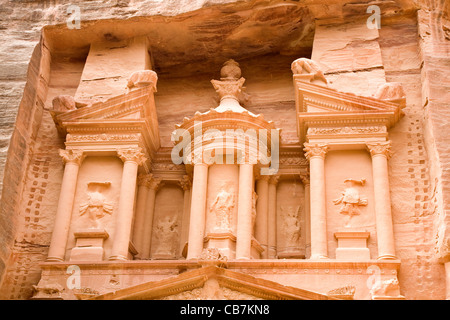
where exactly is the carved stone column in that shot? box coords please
[367,141,397,260]
[47,149,85,262]
[132,174,152,258]
[300,173,311,259]
[255,174,270,258]
[109,148,147,261]
[179,175,192,255]
[141,176,163,259]
[304,143,329,259]
[236,163,255,259]
[267,175,279,259]
[186,163,209,260]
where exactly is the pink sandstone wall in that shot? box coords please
[0,0,448,300]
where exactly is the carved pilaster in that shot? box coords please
[303,143,329,160]
[117,147,147,165]
[366,141,392,159]
[59,149,85,165]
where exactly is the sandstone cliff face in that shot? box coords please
[0,0,448,299]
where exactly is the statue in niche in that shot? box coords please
[210,183,235,232]
[333,179,368,228]
[79,182,114,228]
[281,205,302,247]
[154,215,178,257]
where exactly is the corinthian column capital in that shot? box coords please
[117,147,147,165]
[179,175,192,191]
[59,149,85,165]
[303,143,329,160]
[366,141,392,159]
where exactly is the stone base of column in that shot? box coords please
[377,254,398,260]
[334,229,370,261]
[109,241,138,261]
[70,229,109,262]
[250,237,264,259]
[334,230,370,261]
[277,248,305,259]
[204,232,236,259]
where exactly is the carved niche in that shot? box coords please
[153,215,179,259]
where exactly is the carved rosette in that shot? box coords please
[366,141,392,159]
[303,143,329,160]
[117,147,147,165]
[59,149,85,165]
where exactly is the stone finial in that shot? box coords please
[127,70,158,92]
[52,95,77,112]
[291,58,328,86]
[220,59,242,81]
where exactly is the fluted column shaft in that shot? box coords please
[301,174,311,259]
[110,148,146,261]
[267,175,279,259]
[255,175,270,258]
[236,163,255,259]
[141,177,162,259]
[47,149,85,262]
[304,143,329,259]
[132,175,151,257]
[367,142,396,260]
[179,175,192,255]
[186,163,209,259]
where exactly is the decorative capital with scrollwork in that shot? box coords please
[179,175,192,191]
[269,175,280,186]
[117,147,147,165]
[303,143,329,160]
[366,141,392,159]
[137,174,153,187]
[299,173,310,186]
[59,149,85,165]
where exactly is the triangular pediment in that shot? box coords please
[51,86,157,134]
[293,79,404,143]
[89,266,331,300]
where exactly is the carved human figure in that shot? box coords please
[79,182,114,228]
[210,185,235,232]
[333,179,368,227]
[281,206,301,247]
[154,215,178,256]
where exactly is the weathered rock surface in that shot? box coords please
[0,0,449,300]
